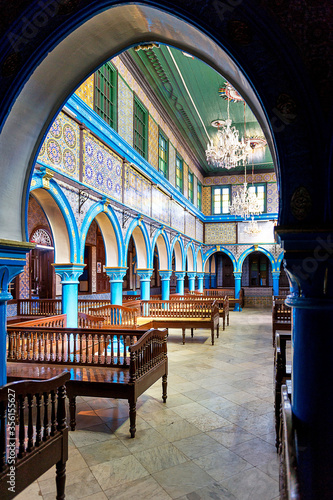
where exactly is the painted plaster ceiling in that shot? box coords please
[127,44,274,176]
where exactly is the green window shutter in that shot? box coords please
[94,62,117,130]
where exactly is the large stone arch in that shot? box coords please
[80,202,123,267]
[151,229,171,271]
[124,218,151,269]
[196,247,204,273]
[0,1,325,250]
[203,246,237,272]
[185,242,195,272]
[30,178,78,263]
[237,245,277,273]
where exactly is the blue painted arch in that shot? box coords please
[80,202,123,267]
[124,218,151,269]
[236,246,278,273]
[30,176,79,263]
[151,228,171,270]
[185,241,196,272]
[170,235,185,272]
[203,246,237,273]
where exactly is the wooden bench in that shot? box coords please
[274,331,291,451]
[7,325,168,438]
[169,294,229,330]
[88,304,138,328]
[272,298,291,346]
[201,288,244,309]
[132,299,220,345]
[0,372,70,500]
[279,385,300,499]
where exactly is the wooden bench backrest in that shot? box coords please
[16,299,62,316]
[139,299,219,318]
[273,300,291,322]
[8,314,67,328]
[0,372,69,496]
[88,304,137,327]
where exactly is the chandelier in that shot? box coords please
[206,98,247,169]
[243,215,261,235]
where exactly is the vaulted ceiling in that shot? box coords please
[127,44,274,176]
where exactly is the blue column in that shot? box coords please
[197,272,204,293]
[211,274,217,288]
[187,272,196,292]
[280,229,333,498]
[159,271,172,301]
[174,272,185,295]
[204,272,210,289]
[53,264,84,328]
[105,267,127,305]
[233,271,242,311]
[0,241,33,386]
[272,271,280,297]
[137,269,153,300]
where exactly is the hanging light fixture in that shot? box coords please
[206,96,247,169]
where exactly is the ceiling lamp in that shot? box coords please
[206,96,247,169]
[243,216,261,235]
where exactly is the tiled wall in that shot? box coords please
[205,223,237,244]
[124,164,151,216]
[82,131,122,202]
[148,115,159,170]
[118,77,134,145]
[243,288,273,308]
[38,111,80,180]
[75,75,94,109]
[202,186,211,216]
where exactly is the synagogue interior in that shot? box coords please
[0,2,332,499]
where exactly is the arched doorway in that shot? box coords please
[216,252,235,288]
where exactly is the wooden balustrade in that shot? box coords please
[139,299,218,318]
[16,299,62,316]
[272,298,291,346]
[77,312,105,328]
[78,299,110,314]
[129,328,167,384]
[7,326,144,367]
[88,304,137,327]
[9,314,67,328]
[0,372,70,499]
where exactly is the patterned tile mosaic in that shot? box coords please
[183,162,188,199]
[75,74,94,109]
[267,182,279,213]
[202,186,211,216]
[28,196,51,238]
[82,131,122,202]
[170,200,185,233]
[148,115,159,170]
[118,76,133,146]
[205,223,237,244]
[169,144,176,185]
[185,212,196,240]
[124,164,151,216]
[37,111,80,180]
[86,219,97,246]
[151,186,170,225]
[203,172,277,185]
[196,219,204,243]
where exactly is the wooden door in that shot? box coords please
[96,231,110,293]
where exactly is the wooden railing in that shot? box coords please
[9,314,67,328]
[88,304,138,327]
[129,328,167,382]
[16,299,62,316]
[7,325,147,367]
[138,299,218,318]
[279,385,300,500]
[202,288,244,307]
[0,372,70,499]
[78,299,110,314]
[275,331,291,451]
[77,312,105,328]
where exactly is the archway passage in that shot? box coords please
[241,251,273,307]
[215,253,235,288]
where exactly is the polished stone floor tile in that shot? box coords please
[91,455,150,490]
[104,475,172,499]
[220,466,279,500]
[173,433,226,460]
[133,442,188,473]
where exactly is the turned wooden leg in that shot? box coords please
[191,328,194,338]
[69,396,76,431]
[217,324,219,339]
[182,328,185,344]
[223,316,225,330]
[129,400,136,438]
[211,328,214,345]
[162,374,168,403]
[227,313,229,326]
[56,461,66,500]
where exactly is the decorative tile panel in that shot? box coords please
[148,115,158,170]
[205,223,237,244]
[203,172,277,185]
[28,196,51,238]
[82,131,122,202]
[151,186,170,225]
[185,212,196,239]
[118,76,133,145]
[124,164,151,216]
[170,200,184,233]
[86,219,97,246]
[196,220,204,243]
[202,186,211,216]
[183,162,189,199]
[75,74,94,109]
[37,111,80,179]
[267,182,279,213]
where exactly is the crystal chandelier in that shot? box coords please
[206,98,247,169]
[243,215,261,235]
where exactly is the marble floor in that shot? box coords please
[18,308,280,500]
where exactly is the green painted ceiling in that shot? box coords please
[127,44,274,176]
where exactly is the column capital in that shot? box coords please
[52,263,85,283]
[159,270,172,281]
[0,240,33,296]
[174,271,186,280]
[196,272,205,279]
[233,271,242,279]
[137,268,153,281]
[271,271,281,278]
[187,272,197,279]
[105,267,127,282]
